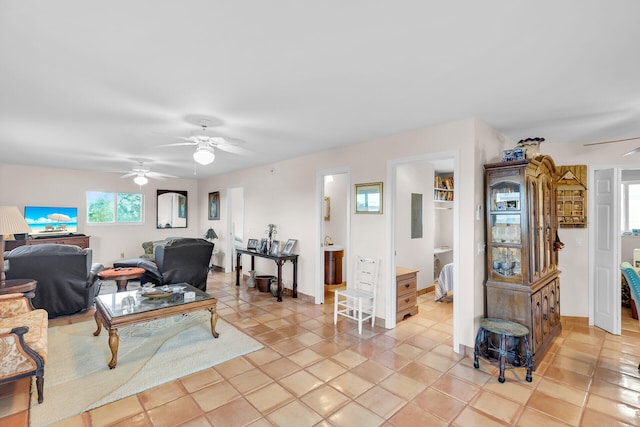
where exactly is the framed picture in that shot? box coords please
[208,191,220,220]
[282,239,297,255]
[259,238,268,254]
[178,194,187,218]
[247,239,258,250]
[355,182,383,214]
[270,240,280,255]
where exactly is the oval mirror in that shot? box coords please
[157,190,188,229]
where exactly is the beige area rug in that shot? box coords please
[30,312,263,426]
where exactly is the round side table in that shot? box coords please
[98,267,145,292]
[0,278,37,300]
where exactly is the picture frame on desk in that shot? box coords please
[247,239,258,250]
[259,238,268,254]
[282,239,297,255]
[270,240,280,256]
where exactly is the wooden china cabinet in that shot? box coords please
[484,155,561,368]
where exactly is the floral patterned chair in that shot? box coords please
[0,293,48,403]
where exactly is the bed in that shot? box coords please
[435,263,454,302]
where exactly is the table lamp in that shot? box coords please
[0,206,32,286]
[205,227,218,241]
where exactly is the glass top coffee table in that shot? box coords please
[93,283,218,369]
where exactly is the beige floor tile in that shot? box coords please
[585,393,640,425]
[266,400,323,427]
[260,357,301,380]
[287,348,324,367]
[516,407,574,427]
[388,401,449,427]
[180,368,224,393]
[300,385,349,417]
[138,380,186,410]
[480,378,534,405]
[578,408,633,427]
[451,406,510,427]
[536,377,588,408]
[412,387,465,423]
[146,396,203,427]
[215,357,256,379]
[245,382,294,414]
[328,371,374,399]
[356,386,407,419]
[306,358,347,382]
[89,395,145,427]
[431,373,481,403]
[526,390,582,426]
[228,368,273,394]
[205,397,262,427]
[379,372,426,401]
[327,401,384,427]
[331,348,368,369]
[293,331,324,347]
[397,361,443,386]
[470,390,524,425]
[191,381,241,413]
[278,370,324,397]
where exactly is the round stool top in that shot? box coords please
[480,318,529,337]
[99,267,145,279]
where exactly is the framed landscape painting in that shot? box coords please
[208,191,220,220]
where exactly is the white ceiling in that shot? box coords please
[1,1,639,180]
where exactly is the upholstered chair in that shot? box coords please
[0,293,48,403]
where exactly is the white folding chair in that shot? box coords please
[334,255,380,334]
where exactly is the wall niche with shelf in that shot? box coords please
[434,173,454,204]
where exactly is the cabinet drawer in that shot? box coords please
[397,292,417,312]
[397,278,416,297]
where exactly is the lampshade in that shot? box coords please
[134,175,149,185]
[0,206,31,234]
[193,145,215,165]
[205,227,218,240]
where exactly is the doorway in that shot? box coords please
[316,168,350,305]
[225,186,244,274]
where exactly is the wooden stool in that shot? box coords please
[474,318,532,383]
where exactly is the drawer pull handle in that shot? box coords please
[550,307,555,313]
[404,284,410,288]
[543,314,548,320]
[405,298,410,303]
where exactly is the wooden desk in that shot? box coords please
[236,248,298,302]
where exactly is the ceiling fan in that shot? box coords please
[120,161,176,185]
[160,120,250,165]
[583,136,640,156]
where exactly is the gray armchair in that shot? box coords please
[4,244,104,318]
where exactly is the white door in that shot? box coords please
[593,168,620,334]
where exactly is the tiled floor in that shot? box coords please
[2,272,640,426]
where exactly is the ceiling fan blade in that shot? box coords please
[584,136,640,146]
[120,172,136,179]
[624,146,640,156]
[216,144,252,155]
[157,141,197,148]
[147,171,177,179]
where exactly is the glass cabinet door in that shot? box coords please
[491,246,522,279]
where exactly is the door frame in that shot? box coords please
[225,185,244,274]
[316,167,351,304]
[386,151,460,349]
[588,166,621,333]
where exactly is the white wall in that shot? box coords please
[0,164,200,266]
[395,161,434,290]
[543,141,640,317]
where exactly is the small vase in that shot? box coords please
[270,280,279,297]
[247,270,256,287]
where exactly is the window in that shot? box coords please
[621,181,640,232]
[87,191,143,224]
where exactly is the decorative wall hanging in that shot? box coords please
[556,165,587,228]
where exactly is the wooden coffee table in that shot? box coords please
[93,283,218,369]
[98,267,146,292]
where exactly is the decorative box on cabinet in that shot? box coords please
[5,235,90,250]
[396,267,418,322]
[484,155,561,368]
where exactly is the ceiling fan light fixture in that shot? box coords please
[193,145,215,165]
[134,175,149,185]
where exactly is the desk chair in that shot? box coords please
[620,262,640,370]
[334,255,380,334]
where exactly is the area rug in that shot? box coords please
[29,313,263,426]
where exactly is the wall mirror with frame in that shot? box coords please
[157,190,188,229]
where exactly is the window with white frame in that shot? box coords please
[621,181,640,232]
[87,191,143,224]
